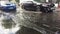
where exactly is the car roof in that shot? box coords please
[23,1,32,3]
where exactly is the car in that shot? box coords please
[39,3,55,12]
[21,1,55,12]
[0,1,16,11]
[21,1,37,11]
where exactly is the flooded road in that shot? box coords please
[0,10,20,34]
[0,8,42,34]
[1,7,60,34]
[18,7,60,34]
[16,26,42,34]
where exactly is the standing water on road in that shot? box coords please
[0,5,60,34]
[19,7,60,34]
[0,10,20,34]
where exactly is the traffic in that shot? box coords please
[21,1,55,12]
[0,1,16,11]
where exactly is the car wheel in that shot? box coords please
[36,6,40,11]
[21,5,24,9]
[48,10,53,12]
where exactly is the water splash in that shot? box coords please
[0,12,20,34]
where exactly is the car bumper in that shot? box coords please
[1,6,16,11]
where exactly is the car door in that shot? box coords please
[29,3,37,9]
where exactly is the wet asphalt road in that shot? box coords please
[16,26,42,34]
[1,7,60,34]
[17,7,60,34]
[0,8,42,34]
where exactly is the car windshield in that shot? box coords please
[34,0,46,3]
[23,1,33,4]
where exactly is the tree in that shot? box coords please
[9,0,12,1]
[34,0,40,2]
[34,0,46,3]
[15,0,19,3]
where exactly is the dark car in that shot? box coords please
[21,1,55,12]
[39,3,55,12]
[21,1,37,11]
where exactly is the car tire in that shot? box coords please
[36,6,40,11]
[21,5,24,9]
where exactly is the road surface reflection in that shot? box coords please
[18,8,60,34]
[0,10,20,34]
[1,8,60,34]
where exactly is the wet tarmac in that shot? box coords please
[0,8,42,34]
[19,8,60,34]
[1,7,60,34]
[16,26,42,34]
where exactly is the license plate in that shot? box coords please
[9,7,13,9]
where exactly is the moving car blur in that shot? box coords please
[0,1,16,11]
[21,1,55,12]
[21,1,37,11]
[1,0,60,34]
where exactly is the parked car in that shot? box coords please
[39,3,55,12]
[0,1,16,11]
[21,1,37,11]
[21,1,55,12]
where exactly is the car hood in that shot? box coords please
[1,3,16,7]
